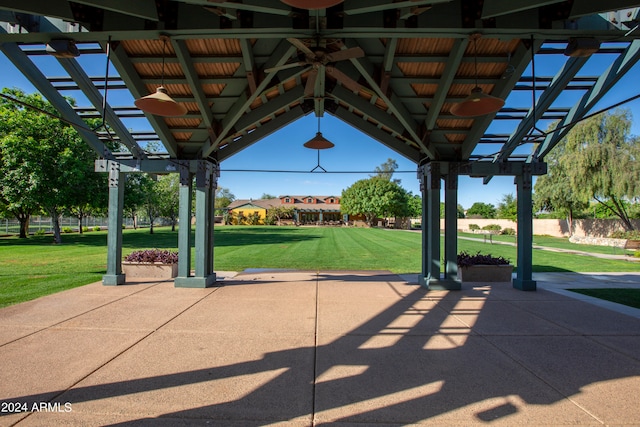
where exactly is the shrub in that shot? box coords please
[62,227,73,233]
[93,226,101,231]
[34,229,46,236]
[482,224,502,232]
[457,251,511,267]
[611,230,640,239]
[82,226,89,232]
[124,249,178,264]
[501,227,516,235]
[468,224,480,230]
[634,250,640,258]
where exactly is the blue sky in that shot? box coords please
[2,46,640,209]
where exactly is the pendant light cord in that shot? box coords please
[161,37,167,87]
[473,35,479,88]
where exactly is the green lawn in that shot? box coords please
[2,226,640,308]
[569,289,640,309]
[459,231,633,256]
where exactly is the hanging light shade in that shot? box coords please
[135,86,187,117]
[280,0,343,9]
[303,131,335,149]
[135,35,186,117]
[450,87,505,117]
[451,33,505,118]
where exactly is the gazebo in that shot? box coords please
[1,1,639,290]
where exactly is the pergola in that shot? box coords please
[1,1,639,290]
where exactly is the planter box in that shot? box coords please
[458,265,513,282]
[122,262,178,279]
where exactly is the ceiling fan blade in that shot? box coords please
[326,66,362,93]
[286,37,315,58]
[305,69,318,97]
[264,61,306,74]
[325,46,365,63]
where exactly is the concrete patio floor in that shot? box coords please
[0,271,639,426]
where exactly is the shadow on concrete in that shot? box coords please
[3,272,639,425]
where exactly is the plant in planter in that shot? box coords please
[457,251,513,282]
[122,249,179,279]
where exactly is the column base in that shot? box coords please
[418,275,461,290]
[513,278,537,291]
[174,274,217,288]
[102,274,126,286]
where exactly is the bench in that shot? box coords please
[624,239,640,251]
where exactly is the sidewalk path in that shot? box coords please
[1,270,639,425]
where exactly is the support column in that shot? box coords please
[443,167,461,288]
[419,163,457,289]
[103,162,125,285]
[176,161,193,280]
[175,160,218,288]
[514,165,537,291]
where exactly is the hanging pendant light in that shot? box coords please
[451,34,505,118]
[303,116,335,149]
[134,36,187,117]
[281,0,343,10]
[304,117,334,172]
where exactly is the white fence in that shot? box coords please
[1,216,135,235]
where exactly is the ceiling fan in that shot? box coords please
[265,38,365,96]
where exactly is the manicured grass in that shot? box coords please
[3,226,640,307]
[459,232,633,256]
[568,289,640,309]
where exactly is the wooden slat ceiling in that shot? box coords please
[0,0,639,164]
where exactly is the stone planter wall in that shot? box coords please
[458,265,514,282]
[122,262,178,279]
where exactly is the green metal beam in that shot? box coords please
[345,39,435,158]
[495,55,589,162]
[482,0,565,19]
[0,40,112,158]
[462,39,543,159]
[172,38,219,142]
[57,55,147,159]
[203,40,297,157]
[424,37,468,131]
[218,106,306,161]
[73,0,158,21]
[536,39,640,160]
[104,40,180,157]
[333,106,422,163]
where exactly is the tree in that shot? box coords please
[260,193,276,200]
[0,89,99,243]
[124,174,147,229]
[539,109,640,230]
[341,177,409,226]
[439,202,465,218]
[497,193,518,220]
[371,158,400,184]
[215,187,235,215]
[407,194,422,218]
[466,202,496,219]
[156,174,179,231]
[140,174,160,234]
[0,89,47,237]
[266,206,294,225]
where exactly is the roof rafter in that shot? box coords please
[535,39,640,160]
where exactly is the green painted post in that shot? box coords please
[444,169,460,287]
[514,167,537,291]
[419,165,429,287]
[175,160,216,288]
[103,162,125,285]
[426,164,441,283]
[177,162,192,279]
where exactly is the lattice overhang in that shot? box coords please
[1,1,639,167]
